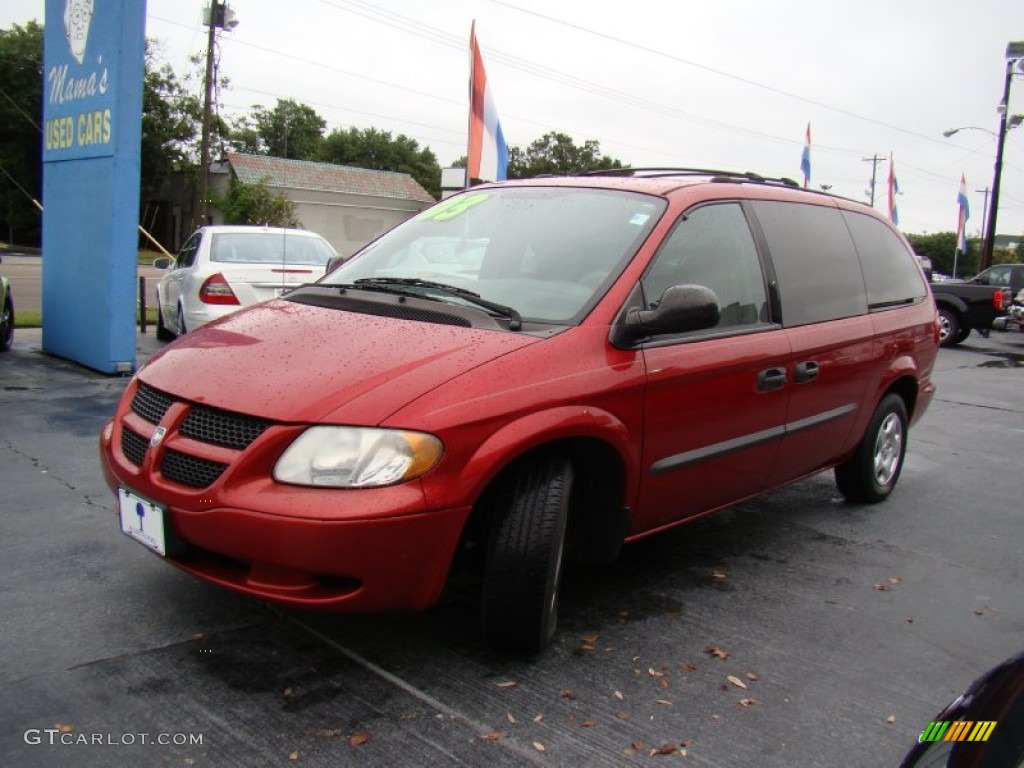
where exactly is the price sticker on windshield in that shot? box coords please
[417,192,490,222]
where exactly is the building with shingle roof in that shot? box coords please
[222,153,435,256]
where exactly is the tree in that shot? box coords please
[320,126,440,198]
[508,132,624,179]
[0,21,43,244]
[216,175,300,227]
[228,99,325,161]
[141,42,202,203]
[906,232,967,276]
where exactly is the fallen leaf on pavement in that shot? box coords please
[348,732,370,747]
[533,741,546,753]
[705,645,730,660]
[481,731,502,741]
[738,698,761,707]
[727,675,748,689]
[886,715,897,724]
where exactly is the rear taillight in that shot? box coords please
[994,289,1011,310]
[199,273,240,305]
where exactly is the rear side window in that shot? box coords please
[749,200,867,327]
[841,211,926,308]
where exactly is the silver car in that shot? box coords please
[154,226,337,339]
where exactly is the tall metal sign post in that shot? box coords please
[42,0,146,373]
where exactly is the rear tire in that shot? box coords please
[481,455,573,654]
[0,290,12,352]
[175,303,187,336]
[156,305,174,341]
[937,307,962,347]
[835,394,908,504]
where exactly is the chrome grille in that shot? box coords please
[181,406,271,450]
[131,383,174,425]
[121,427,148,467]
[161,449,228,489]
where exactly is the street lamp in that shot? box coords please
[979,42,1024,272]
[197,1,239,228]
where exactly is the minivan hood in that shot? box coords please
[138,301,539,424]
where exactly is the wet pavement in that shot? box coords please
[1,326,1023,766]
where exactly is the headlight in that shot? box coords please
[273,426,443,488]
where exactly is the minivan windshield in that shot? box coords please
[322,186,666,325]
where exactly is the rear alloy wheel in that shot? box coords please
[937,307,962,347]
[481,455,574,654]
[835,394,908,504]
[0,290,12,351]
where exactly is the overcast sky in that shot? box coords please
[6,0,1024,237]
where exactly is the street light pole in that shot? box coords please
[981,42,1024,272]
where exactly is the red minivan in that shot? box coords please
[100,171,939,653]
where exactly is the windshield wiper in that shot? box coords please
[349,278,522,331]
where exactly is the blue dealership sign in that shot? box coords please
[42,0,146,373]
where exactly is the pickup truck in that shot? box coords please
[930,278,1012,347]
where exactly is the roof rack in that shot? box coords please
[580,167,802,189]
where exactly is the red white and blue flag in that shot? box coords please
[468,23,508,183]
[800,123,811,188]
[956,174,970,252]
[887,154,900,226]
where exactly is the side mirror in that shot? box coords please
[612,284,720,347]
[325,255,345,274]
[153,256,171,270]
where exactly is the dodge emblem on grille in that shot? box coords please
[150,426,167,449]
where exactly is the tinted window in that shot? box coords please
[750,201,867,327]
[841,211,926,308]
[642,203,768,332]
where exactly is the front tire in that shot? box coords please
[481,455,573,654]
[0,290,13,352]
[835,394,908,504]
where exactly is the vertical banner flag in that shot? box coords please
[468,22,508,183]
[800,123,811,188]
[888,154,900,226]
[956,174,970,253]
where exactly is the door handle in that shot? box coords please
[757,367,788,392]
[795,361,820,383]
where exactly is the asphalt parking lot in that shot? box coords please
[1,326,1022,767]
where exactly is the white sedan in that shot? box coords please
[154,226,337,339]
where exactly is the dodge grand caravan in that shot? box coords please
[100,170,939,653]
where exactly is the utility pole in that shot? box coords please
[196,0,218,229]
[196,1,238,230]
[862,154,884,207]
[976,187,991,243]
[981,42,1023,272]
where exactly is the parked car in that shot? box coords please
[153,225,337,339]
[900,648,1024,767]
[101,171,939,653]
[968,262,1024,296]
[929,279,1011,346]
[0,255,13,352]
